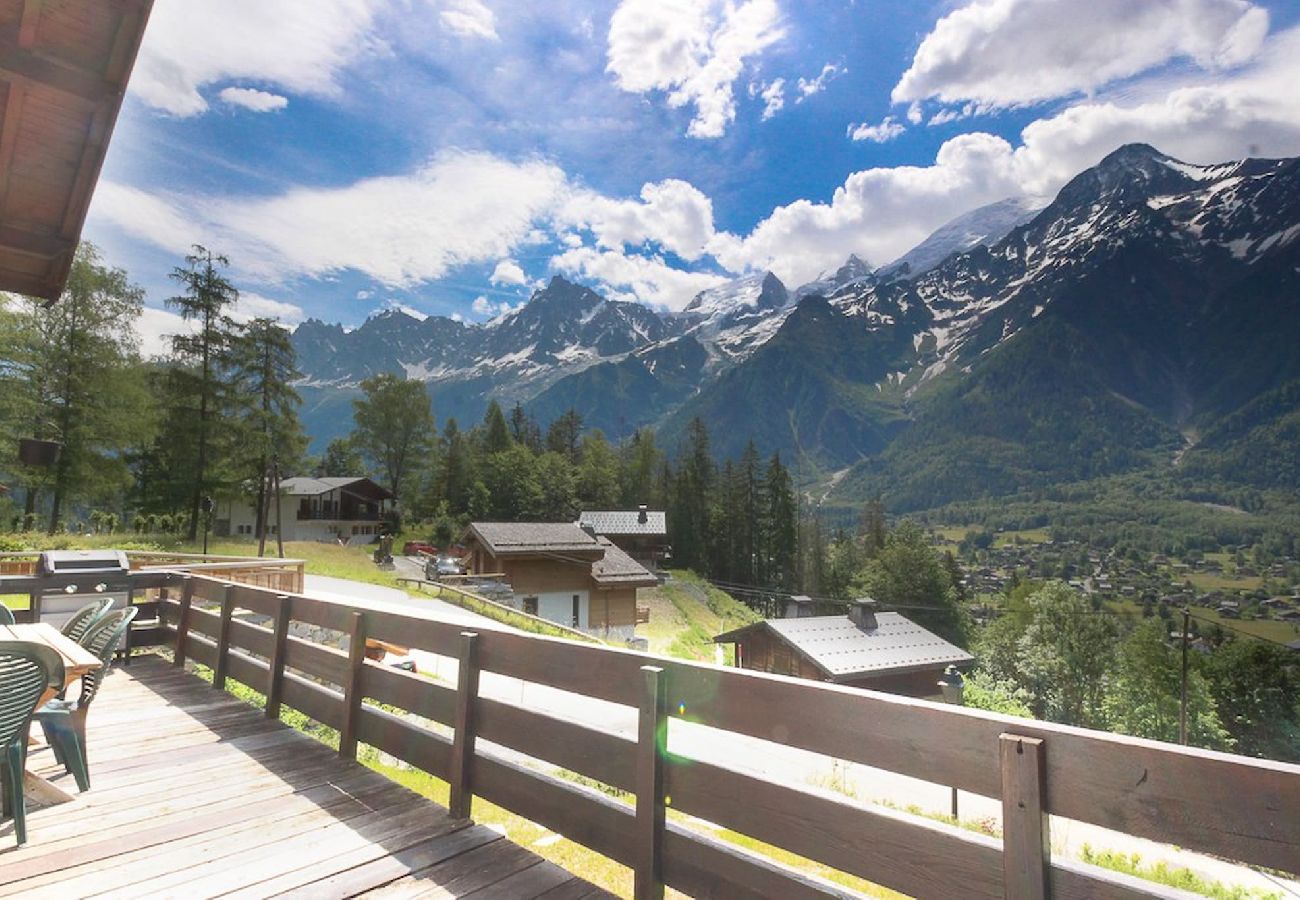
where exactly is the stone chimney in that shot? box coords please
[637,504,648,524]
[848,597,878,630]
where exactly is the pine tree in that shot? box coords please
[765,453,797,590]
[508,402,542,451]
[166,245,241,541]
[230,318,305,553]
[482,399,512,453]
[545,408,583,462]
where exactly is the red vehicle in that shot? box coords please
[402,541,438,557]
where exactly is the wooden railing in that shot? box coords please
[130,572,1299,899]
[0,551,304,594]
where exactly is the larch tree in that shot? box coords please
[166,245,241,541]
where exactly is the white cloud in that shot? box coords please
[437,0,498,40]
[471,294,520,318]
[233,292,306,325]
[218,87,290,112]
[135,306,192,359]
[558,179,716,262]
[759,78,785,120]
[490,259,528,285]
[848,116,906,143]
[132,0,387,116]
[92,152,568,289]
[906,102,923,124]
[606,0,784,138]
[796,63,841,100]
[717,24,1300,286]
[893,0,1269,109]
[551,245,727,311]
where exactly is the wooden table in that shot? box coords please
[1,623,102,806]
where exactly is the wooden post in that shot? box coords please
[173,576,195,668]
[265,594,292,719]
[634,665,667,900]
[338,611,367,759]
[448,631,481,820]
[213,583,235,690]
[1000,734,1048,900]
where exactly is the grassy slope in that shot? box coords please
[639,569,761,663]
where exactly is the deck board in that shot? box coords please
[0,655,616,899]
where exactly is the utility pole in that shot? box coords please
[1179,607,1190,745]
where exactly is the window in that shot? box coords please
[571,594,581,628]
[523,596,539,616]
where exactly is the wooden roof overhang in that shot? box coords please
[0,0,154,302]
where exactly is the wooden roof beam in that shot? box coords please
[0,36,118,105]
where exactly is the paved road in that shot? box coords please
[300,571,1299,896]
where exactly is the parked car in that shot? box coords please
[426,555,463,580]
[402,541,438,556]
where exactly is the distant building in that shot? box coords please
[714,599,973,698]
[576,506,669,568]
[214,476,394,544]
[462,522,656,641]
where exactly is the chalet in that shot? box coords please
[713,599,974,699]
[214,477,394,544]
[462,522,656,641]
[576,506,669,568]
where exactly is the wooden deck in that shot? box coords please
[0,655,613,899]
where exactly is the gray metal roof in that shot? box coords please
[591,537,657,586]
[468,522,603,556]
[717,612,973,681]
[577,509,667,536]
[279,477,393,499]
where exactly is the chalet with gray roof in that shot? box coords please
[577,506,669,568]
[714,599,973,698]
[463,522,656,641]
[215,476,393,545]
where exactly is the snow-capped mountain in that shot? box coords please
[678,271,793,367]
[791,253,876,301]
[658,144,1300,507]
[880,196,1042,279]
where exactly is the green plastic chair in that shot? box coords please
[35,607,136,793]
[1,641,63,845]
[0,605,14,625]
[61,598,113,644]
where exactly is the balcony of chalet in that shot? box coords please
[1,559,1296,898]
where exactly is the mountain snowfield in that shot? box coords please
[292,144,1300,509]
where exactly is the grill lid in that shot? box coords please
[37,550,129,576]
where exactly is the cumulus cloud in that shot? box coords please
[893,0,1269,109]
[131,0,387,116]
[606,0,784,138]
[91,152,568,288]
[848,116,906,143]
[471,295,520,319]
[233,292,306,324]
[490,259,528,285]
[437,0,498,40]
[558,179,716,262]
[796,63,841,100]
[718,24,1300,285]
[551,246,727,311]
[218,87,290,112]
[759,79,785,120]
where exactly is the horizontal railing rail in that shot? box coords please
[133,572,1300,899]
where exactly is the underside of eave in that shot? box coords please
[0,0,154,303]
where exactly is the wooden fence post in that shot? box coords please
[339,611,367,758]
[448,631,481,820]
[265,594,292,719]
[1000,734,1048,900]
[213,583,235,690]
[172,576,194,668]
[635,665,667,900]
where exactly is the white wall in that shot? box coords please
[526,590,589,629]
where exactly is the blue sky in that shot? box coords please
[82,0,1300,351]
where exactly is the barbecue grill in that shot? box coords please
[35,550,132,629]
